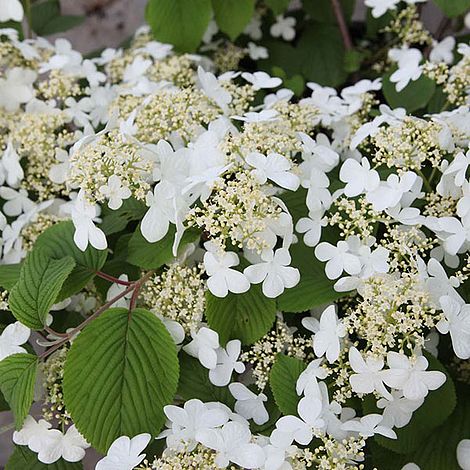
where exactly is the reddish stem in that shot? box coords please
[95,271,132,286]
[331,0,353,51]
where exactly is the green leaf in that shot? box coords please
[146,0,212,52]
[31,0,60,34]
[34,221,107,301]
[383,71,436,113]
[269,354,306,415]
[277,241,344,313]
[205,284,276,345]
[63,308,179,452]
[178,352,235,407]
[0,353,38,429]
[100,197,147,235]
[265,0,290,15]
[38,15,84,35]
[304,0,355,23]
[0,263,21,290]
[433,0,470,17]
[212,0,255,40]
[6,446,83,469]
[127,225,200,270]
[366,354,456,454]
[9,249,75,330]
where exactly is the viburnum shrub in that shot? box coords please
[0,0,469,469]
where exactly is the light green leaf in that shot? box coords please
[63,308,179,452]
[212,0,255,40]
[0,263,21,290]
[6,446,83,469]
[383,71,436,113]
[433,0,470,17]
[270,354,306,415]
[265,0,290,15]
[127,225,200,270]
[146,0,212,52]
[34,221,107,301]
[205,284,277,345]
[0,353,38,429]
[277,241,344,313]
[9,249,75,330]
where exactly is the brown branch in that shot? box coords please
[331,0,353,51]
[95,271,132,286]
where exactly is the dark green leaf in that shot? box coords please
[433,0,470,17]
[37,15,85,35]
[0,353,38,429]
[31,0,60,34]
[265,0,291,15]
[6,446,83,469]
[270,354,306,415]
[205,284,276,345]
[146,0,212,52]
[212,0,255,40]
[100,197,147,235]
[63,308,179,452]
[9,249,75,330]
[0,263,21,290]
[304,0,355,23]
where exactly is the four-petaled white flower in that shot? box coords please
[96,433,151,470]
[296,209,327,247]
[183,327,220,369]
[244,248,300,298]
[241,72,282,90]
[209,340,246,386]
[389,47,423,92]
[270,15,296,41]
[341,414,397,439]
[315,240,362,280]
[99,175,132,210]
[0,321,30,361]
[0,67,36,111]
[296,358,328,396]
[229,383,269,425]
[376,390,423,429]
[339,157,380,197]
[198,67,232,113]
[365,0,399,18]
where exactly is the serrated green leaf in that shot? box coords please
[383,71,436,113]
[63,308,179,452]
[270,354,306,415]
[6,446,83,469]
[365,353,456,454]
[277,241,344,313]
[205,285,276,345]
[0,263,21,290]
[34,221,107,301]
[146,0,212,52]
[433,0,470,17]
[127,225,200,270]
[178,352,235,407]
[265,0,290,15]
[9,249,75,330]
[212,0,255,40]
[0,353,38,429]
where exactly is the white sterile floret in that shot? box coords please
[339,157,380,197]
[209,339,246,386]
[376,391,424,429]
[233,109,279,123]
[241,71,282,90]
[429,36,456,64]
[244,248,300,298]
[296,358,328,396]
[364,0,400,18]
[457,439,470,470]
[95,433,151,470]
[270,15,296,41]
[204,249,250,298]
[183,326,220,370]
[0,321,30,361]
[388,47,423,92]
[341,414,397,439]
[99,175,132,210]
[198,66,232,113]
[229,383,269,425]
[13,416,52,446]
[315,240,362,280]
[296,209,327,247]
[246,152,300,190]
[2,141,25,187]
[0,0,24,21]
[0,67,36,111]
[106,274,132,308]
[382,351,446,400]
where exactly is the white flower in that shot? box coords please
[204,250,250,298]
[247,42,268,60]
[99,175,132,210]
[183,327,220,369]
[39,39,82,74]
[229,383,269,425]
[443,150,470,187]
[246,152,300,191]
[311,305,346,364]
[0,0,24,21]
[198,67,232,113]
[401,464,421,470]
[296,209,327,247]
[197,421,266,469]
[0,321,30,362]
[341,414,397,439]
[136,41,172,60]
[209,340,246,386]
[0,187,34,217]
[296,358,328,397]
[365,0,399,17]
[0,67,35,112]
[377,391,423,429]
[382,352,446,400]
[429,37,455,64]
[270,15,296,41]
[233,109,279,123]
[389,47,423,92]
[28,425,90,464]
[2,141,24,187]
[106,274,132,308]
[13,416,52,446]
[339,157,380,197]
[49,149,70,184]
[71,191,107,251]
[437,296,470,360]
[348,346,392,399]
[315,240,362,280]
[241,72,282,90]
[161,399,228,452]
[438,216,470,256]
[457,440,470,470]
[123,56,151,83]
[95,434,151,470]
[244,248,300,298]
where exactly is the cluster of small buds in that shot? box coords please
[41,346,71,427]
[422,61,450,86]
[37,70,81,101]
[20,213,63,252]
[0,290,9,310]
[423,191,457,218]
[187,169,281,252]
[312,435,366,470]
[213,43,247,72]
[146,54,195,88]
[382,5,432,46]
[140,263,206,333]
[344,273,440,356]
[221,81,256,116]
[372,117,446,171]
[444,53,470,106]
